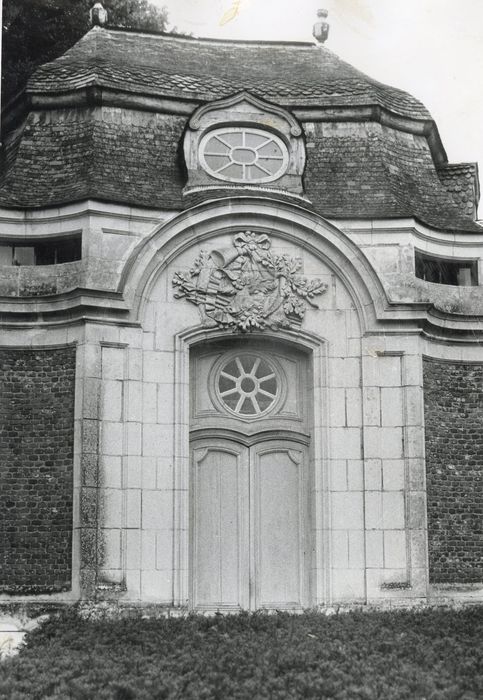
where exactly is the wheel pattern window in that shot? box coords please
[216,354,280,417]
[200,128,289,184]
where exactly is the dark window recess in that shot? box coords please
[415,251,478,286]
[0,237,81,266]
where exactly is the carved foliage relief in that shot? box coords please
[172,232,327,331]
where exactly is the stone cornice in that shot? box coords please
[0,200,169,226]
[0,288,132,327]
[333,217,483,242]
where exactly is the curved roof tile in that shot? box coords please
[3,26,480,232]
[28,27,431,120]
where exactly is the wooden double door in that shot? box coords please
[191,437,309,611]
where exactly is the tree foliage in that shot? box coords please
[2,0,169,104]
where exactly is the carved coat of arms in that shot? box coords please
[172,232,328,332]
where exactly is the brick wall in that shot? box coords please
[423,358,483,583]
[0,346,76,594]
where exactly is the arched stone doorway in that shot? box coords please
[189,338,312,611]
[110,199,428,608]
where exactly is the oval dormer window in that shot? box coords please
[199,127,289,184]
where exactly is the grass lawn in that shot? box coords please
[0,607,482,699]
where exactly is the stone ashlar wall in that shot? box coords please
[0,346,76,594]
[423,358,483,583]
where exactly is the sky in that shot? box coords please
[153,0,483,217]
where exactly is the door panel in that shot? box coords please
[191,443,248,609]
[190,343,311,609]
[253,445,305,609]
[191,439,308,610]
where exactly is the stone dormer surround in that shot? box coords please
[182,92,307,200]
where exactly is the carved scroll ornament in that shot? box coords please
[172,231,327,332]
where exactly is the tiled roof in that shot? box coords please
[0,107,480,232]
[28,27,431,120]
[303,122,482,232]
[1,27,480,233]
[437,163,480,219]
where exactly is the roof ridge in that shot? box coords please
[102,25,317,48]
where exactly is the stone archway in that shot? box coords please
[117,198,409,608]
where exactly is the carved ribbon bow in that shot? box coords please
[233,231,271,262]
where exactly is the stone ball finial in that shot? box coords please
[313,8,330,43]
[90,2,108,27]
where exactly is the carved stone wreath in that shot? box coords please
[172,231,328,332]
